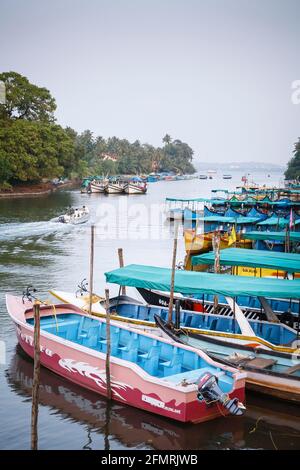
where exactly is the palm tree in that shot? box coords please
[162,134,172,146]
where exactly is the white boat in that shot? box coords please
[58,206,90,225]
[105,181,125,194]
[124,182,147,194]
[89,180,107,193]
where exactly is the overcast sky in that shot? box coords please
[1,0,300,164]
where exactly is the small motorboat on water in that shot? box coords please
[6,294,246,423]
[223,174,232,180]
[58,206,90,224]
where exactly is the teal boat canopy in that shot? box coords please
[257,217,289,226]
[191,248,300,272]
[244,231,300,242]
[104,264,300,298]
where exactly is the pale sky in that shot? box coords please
[1,0,300,165]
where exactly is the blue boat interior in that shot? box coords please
[27,313,234,391]
[196,293,299,317]
[109,303,297,346]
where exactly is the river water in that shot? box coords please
[0,171,299,450]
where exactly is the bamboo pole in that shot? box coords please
[88,225,95,316]
[167,221,179,324]
[118,248,126,296]
[105,288,112,400]
[31,301,40,450]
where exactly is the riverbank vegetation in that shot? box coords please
[285,137,300,180]
[0,72,195,190]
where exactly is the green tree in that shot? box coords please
[163,134,172,145]
[285,138,300,180]
[0,71,56,122]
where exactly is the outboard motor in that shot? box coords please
[58,215,66,223]
[197,372,245,416]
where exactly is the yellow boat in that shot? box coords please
[184,230,252,255]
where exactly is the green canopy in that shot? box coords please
[244,231,300,242]
[191,248,300,272]
[258,217,289,226]
[105,264,300,298]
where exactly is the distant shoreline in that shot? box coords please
[0,180,79,199]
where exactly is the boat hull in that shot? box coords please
[89,182,106,193]
[8,297,245,423]
[105,184,124,194]
[124,183,147,194]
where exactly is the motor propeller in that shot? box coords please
[197,372,245,416]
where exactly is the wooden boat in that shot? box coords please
[6,294,246,423]
[123,182,147,194]
[58,206,90,225]
[89,180,107,193]
[155,315,300,404]
[105,181,124,194]
[136,287,300,323]
[50,290,300,353]
[191,247,300,279]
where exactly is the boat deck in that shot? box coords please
[27,313,233,390]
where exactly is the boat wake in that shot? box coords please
[0,219,76,241]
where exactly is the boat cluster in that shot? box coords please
[6,179,300,426]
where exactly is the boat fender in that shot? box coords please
[197,372,245,416]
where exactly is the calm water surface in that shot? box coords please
[1,172,299,450]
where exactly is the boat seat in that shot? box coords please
[140,346,160,375]
[119,335,139,361]
[161,350,183,375]
[285,364,300,375]
[245,357,277,369]
[190,315,201,329]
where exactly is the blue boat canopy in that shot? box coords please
[105,264,300,298]
[191,248,300,272]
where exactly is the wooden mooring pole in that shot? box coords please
[118,248,126,295]
[167,221,179,324]
[88,225,95,315]
[31,301,40,450]
[105,288,112,400]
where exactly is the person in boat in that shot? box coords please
[82,205,89,213]
[67,206,75,216]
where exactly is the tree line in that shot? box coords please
[285,137,300,180]
[0,72,195,189]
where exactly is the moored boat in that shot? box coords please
[6,294,246,423]
[123,178,147,194]
[155,315,300,404]
[105,181,125,194]
[89,180,107,193]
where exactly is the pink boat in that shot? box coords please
[6,294,246,423]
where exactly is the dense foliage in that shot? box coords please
[285,138,300,180]
[0,72,195,189]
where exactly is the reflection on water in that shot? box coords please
[5,346,300,450]
[1,174,299,450]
